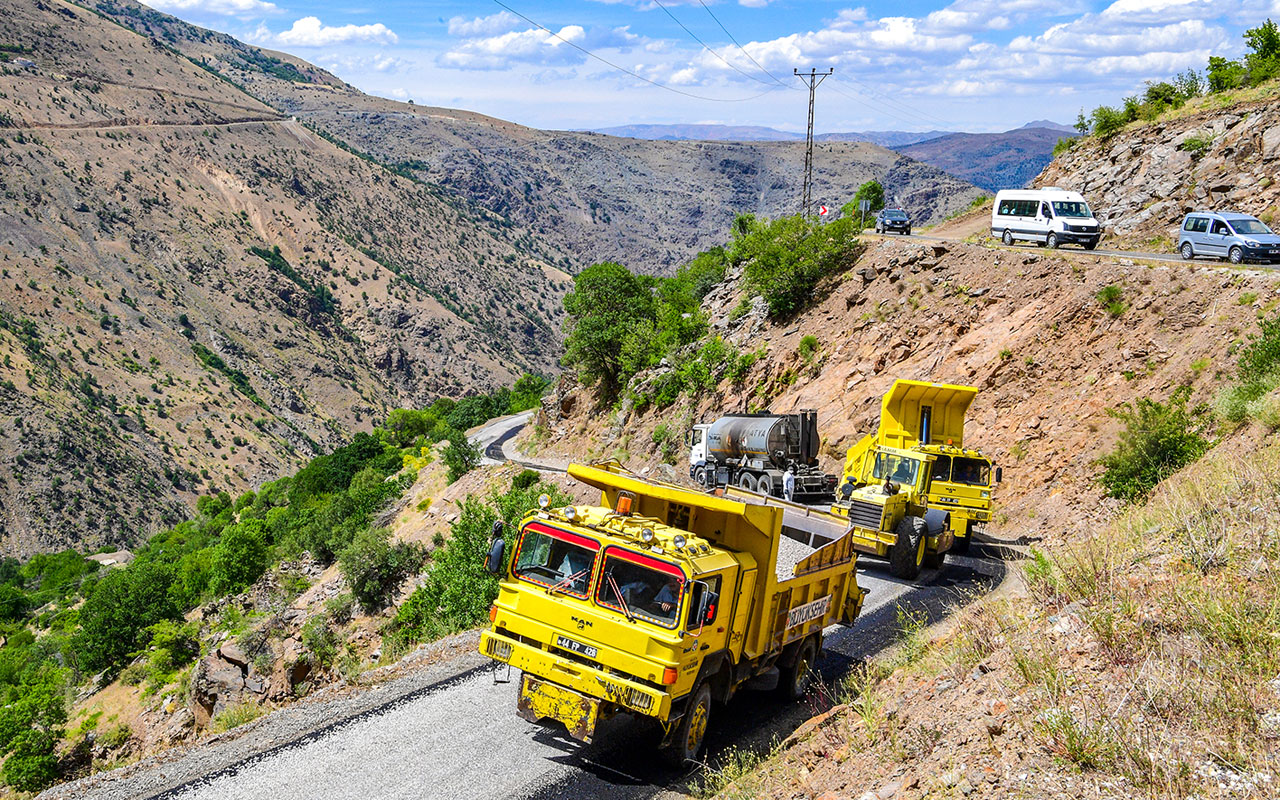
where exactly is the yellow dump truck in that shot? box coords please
[478,461,864,763]
[832,379,1000,572]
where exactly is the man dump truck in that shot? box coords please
[478,461,864,763]
[726,380,999,580]
[688,411,837,499]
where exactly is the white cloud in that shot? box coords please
[275,16,399,47]
[441,23,639,71]
[146,0,277,18]
[447,11,523,37]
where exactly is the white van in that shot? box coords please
[991,188,1101,250]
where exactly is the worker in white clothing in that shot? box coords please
[782,466,796,502]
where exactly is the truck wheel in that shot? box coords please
[889,516,927,580]
[694,466,708,487]
[923,548,947,570]
[1001,229,1013,246]
[665,683,712,766]
[756,474,773,497]
[1046,232,1059,249]
[737,472,754,491]
[780,636,819,701]
[951,533,971,555]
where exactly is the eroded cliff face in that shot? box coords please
[524,237,1278,546]
[1036,94,1280,249]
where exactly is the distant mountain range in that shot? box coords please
[589,122,1078,191]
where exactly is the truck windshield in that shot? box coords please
[1051,201,1091,218]
[868,452,921,487]
[513,522,599,599]
[595,548,685,628]
[950,457,991,486]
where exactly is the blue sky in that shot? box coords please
[147,0,1276,133]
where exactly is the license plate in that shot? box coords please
[1270,249,1279,255]
[555,635,598,659]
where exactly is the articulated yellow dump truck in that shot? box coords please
[478,461,864,763]
[833,379,1000,574]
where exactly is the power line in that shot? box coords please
[491,0,784,103]
[696,0,790,88]
[828,74,960,128]
[652,0,780,87]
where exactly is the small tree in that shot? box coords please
[76,561,179,671]
[442,435,481,483]
[0,672,65,792]
[1244,19,1280,83]
[339,528,425,614]
[1206,56,1247,92]
[561,261,656,397]
[209,520,269,596]
[845,180,886,225]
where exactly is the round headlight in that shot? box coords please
[537,493,550,509]
[640,527,655,543]
[672,534,687,550]
[562,506,577,521]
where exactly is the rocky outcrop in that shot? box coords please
[1036,97,1280,247]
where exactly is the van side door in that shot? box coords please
[1040,202,1056,241]
[1207,218,1230,256]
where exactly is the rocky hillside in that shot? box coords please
[0,0,566,556]
[897,126,1070,192]
[1036,88,1280,250]
[90,0,985,274]
[522,236,1278,547]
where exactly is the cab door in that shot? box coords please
[687,567,737,663]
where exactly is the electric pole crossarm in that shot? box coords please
[794,67,833,219]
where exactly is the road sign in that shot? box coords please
[818,205,829,216]
[858,200,871,211]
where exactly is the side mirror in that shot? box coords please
[701,591,719,626]
[995,466,1003,484]
[484,538,505,574]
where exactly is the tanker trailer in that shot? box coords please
[688,411,837,499]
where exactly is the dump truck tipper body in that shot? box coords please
[479,462,863,762]
[689,411,836,498]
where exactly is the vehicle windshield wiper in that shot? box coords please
[606,573,635,622]
[548,567,589,596]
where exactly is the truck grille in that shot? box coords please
[846,499,883,531]
[485,637,513,661]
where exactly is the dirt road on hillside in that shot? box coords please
[50,549,1009,800]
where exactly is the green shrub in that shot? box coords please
[798,335,819,361]
[1179,134,1215,155]
[512,469,540,491]
[300,616,339,667]
[735,214,861,319]
[391,481,571,646]
[77,561,179,672]
[0,671,65,791]
[1216,311,1280,425]
[1090,105,1129,139]
[1097,386,1211,502]
[210,702,263,733]
[338,528,426,614]
[209,520,269,596]
[1095,285,1127,317]
[1052,137,1077,157]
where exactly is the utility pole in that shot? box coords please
[794,67,833,218]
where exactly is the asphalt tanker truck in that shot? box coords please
[687,411,837,499]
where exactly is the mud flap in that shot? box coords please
[516,674,601,743]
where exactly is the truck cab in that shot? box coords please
[919,444,999,553]
[480,462,863,763]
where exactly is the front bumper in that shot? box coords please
[1057,231,1100,245]
[1241,245,1280,262]
[480,630,671,721]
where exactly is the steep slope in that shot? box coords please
[0,0,565,556]
[89,0,984,274]
[896,127,1071,192]
[523,237,1277,548]
[1036,90,1280,250]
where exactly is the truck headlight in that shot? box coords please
[981,491,990,498]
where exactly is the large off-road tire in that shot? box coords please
[889,515,927,580]
[1229,246,1244,264]
[664,683,712,767]
[1180,242,1194,260]
[1001,229,1014,246]
[756,473,773,497]
[1046,232,1059,249]
[923,548,947,570]
[779,636,819,701]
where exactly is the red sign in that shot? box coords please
[818,205,829,216]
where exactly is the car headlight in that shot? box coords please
[1245,240,1260,247]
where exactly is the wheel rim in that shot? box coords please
[1048,234,1056,248]
[686,698,708,755]
[1182,244,1192,259]
[1003,230,1012,245]
[915,534,926,566]
[1231,248,1242,263]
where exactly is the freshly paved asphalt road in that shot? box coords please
[75,550,1005,800]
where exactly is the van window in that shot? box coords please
[997,199,1038,217]
[1051,201,1091,218]
[1211,220,1229,235]
[1040,202,1051,217]
[1192,217,1209,233]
